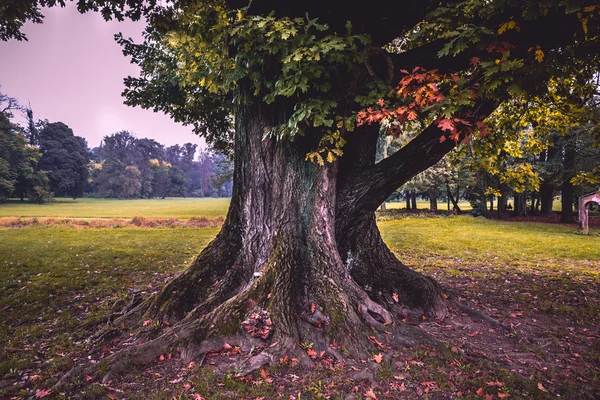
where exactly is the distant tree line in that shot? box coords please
[0,88,232,202]
[88,131,233,199]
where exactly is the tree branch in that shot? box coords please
[340,100,498,218]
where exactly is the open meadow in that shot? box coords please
[1,199,599,399]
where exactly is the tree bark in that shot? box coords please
[429,187,438,213]
[513,192,527,217]
[411,192,417,210]
[540,183,554,216]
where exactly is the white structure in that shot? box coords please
[578,191,600,235]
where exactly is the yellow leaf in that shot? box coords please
[580,17,588,35]
[498,20,519,34]
[535,48,544,63]
[326,151,335,163]
[316,153,324,167]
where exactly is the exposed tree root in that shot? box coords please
[448,298,513,333]
[57,245,443,392]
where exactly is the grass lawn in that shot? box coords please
[1,205,599,399]
[0,197,230,219]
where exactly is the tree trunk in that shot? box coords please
[63,93,448,385]
[561,183,574,222]
[560,137,576,223]
[446,180,461,214]
[410,191,417,209]
[405,190,411,210]
[428,187,438,213]
[540,183,554,216]
[513,192,527,217]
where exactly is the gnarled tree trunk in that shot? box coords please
[59,92,455,387]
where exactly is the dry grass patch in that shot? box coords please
[0,216,224,229]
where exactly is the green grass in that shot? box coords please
[379,215,599,268]
[0,197,230,219]
[0,226,219,398]
[1,202,599,398]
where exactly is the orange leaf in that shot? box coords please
[498,393,510,399]
[307,348,317,358]
[260,368,269,379]
[143,319,153,327]
[373,353,383,363]
[538,382,548,392]
[392,293,399,303]
[476,387,484,397]
[364,388,377,399]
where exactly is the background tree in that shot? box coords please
[38,122,90,198]
[131,137,164,198]
[0,90,51,202]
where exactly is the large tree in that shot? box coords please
[38,122,90,198]
[0,90,51,202]
[4,0,600,383]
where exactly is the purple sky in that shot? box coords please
[0,4,205,150]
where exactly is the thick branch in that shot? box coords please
[341,101,498,218]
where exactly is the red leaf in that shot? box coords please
[476,387,484,397]
[35,389,51,398]
[311,302,316,313]
[470,57,480,67]
[437,119,455,132]
[143,319,153,326]
[439,135,447,143]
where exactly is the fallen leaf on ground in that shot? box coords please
[35,389,51,398]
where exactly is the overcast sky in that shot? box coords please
[0,4,205,149]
